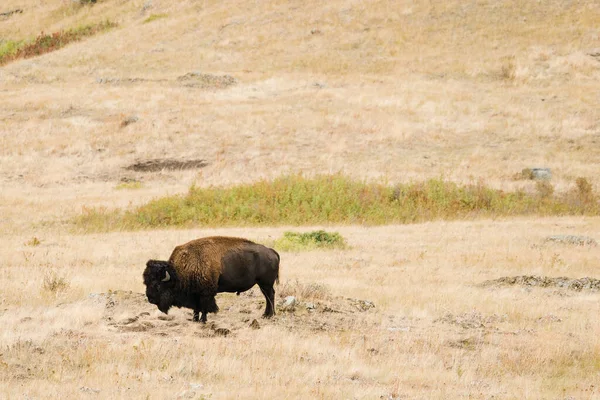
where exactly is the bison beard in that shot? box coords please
[143,237,280,323]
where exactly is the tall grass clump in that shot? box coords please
[73,174,600,232]
[0,20,117,65]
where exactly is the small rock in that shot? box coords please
[280,296,296,311]
[305,302,316,311]
[520,167,552,180]
[79,386,100,395]
[249,319,260,329]
[188,383,203,390]
[210,325,230,336]
[120,116,139,128]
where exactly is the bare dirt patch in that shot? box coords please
[96,289,377,338]
[480,275,600,292]
[125,159,208,172]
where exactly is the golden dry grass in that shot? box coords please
[1,0,600,398]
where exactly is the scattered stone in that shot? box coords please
[208,323,231,336]
[177,72,237,89]
[310,29,322,35]
[125,158,208,172]
[305,302,316,311]
[280,296,297,311]
[544,235,597,246]
[120,115,139,128]
[518,167,552,180]
[212,327,231,336]
[480,275,600,292]
[249,319,260,329]
[119,316,139,325]
[79,386,100,395]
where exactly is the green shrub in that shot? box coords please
[273,230,347,251]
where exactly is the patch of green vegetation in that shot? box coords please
[116,181,143,190]
[72,174,600,232]
[273,230,347,251]
[143,13,169,24]
[0,40,25,60]
[0,20,117,66]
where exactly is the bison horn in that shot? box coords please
[162,271,170,282]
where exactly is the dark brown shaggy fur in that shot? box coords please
[143,236,280,323]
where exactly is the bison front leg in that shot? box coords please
[259,284,275,318]
[195,295,219,323]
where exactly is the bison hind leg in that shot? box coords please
[258,284,275,318]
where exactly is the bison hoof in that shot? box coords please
[262,313,274,319]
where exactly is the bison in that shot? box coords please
[143,236,280,323]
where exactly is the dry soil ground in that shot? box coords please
[1,1,600,399]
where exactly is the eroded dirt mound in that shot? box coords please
[94,289,377,338]
[125,159,208,172]
[480,276,600,291]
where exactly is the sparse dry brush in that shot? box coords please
[73,174,600,232]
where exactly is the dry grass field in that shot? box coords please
[1,0,600,398]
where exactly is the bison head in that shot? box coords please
[143,260,177,314]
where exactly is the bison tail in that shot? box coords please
[271,248,280,285]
